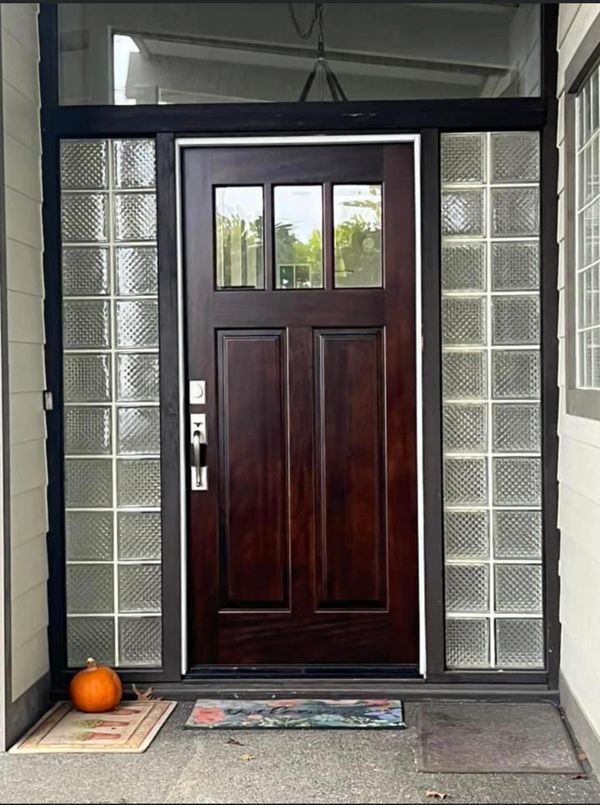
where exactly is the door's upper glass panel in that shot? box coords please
[215,187,264,289]
[334,185,382,288]
[274,185,323,289]
[58,4,540,105]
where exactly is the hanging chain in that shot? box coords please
[288,2,319,40]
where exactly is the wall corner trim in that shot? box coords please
[560,670,600,773]
[4,671,50,750]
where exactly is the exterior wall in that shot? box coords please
[557,1,600,771]
[0,2,48,748]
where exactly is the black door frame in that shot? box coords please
[39,4,560,693]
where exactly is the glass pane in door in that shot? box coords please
[274,185,323,288]
[215,186,264,289]
[334,184,383,287]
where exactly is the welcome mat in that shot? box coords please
[186,698,405,729]
[10,700,177,754]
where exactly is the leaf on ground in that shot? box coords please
[578,751,588,762]
[571,773,588,780]
[425,791,448,801]
[240,753,255,761]
[226,737,244,746]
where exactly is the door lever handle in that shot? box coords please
[192,429,207,488]
[190,414,207,491]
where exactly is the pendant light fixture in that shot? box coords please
[290,3,348,102]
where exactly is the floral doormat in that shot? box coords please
[10,700,177,753]
[185,698,405,729]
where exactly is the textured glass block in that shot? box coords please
[442,243,486,292]
[117,353,159,401]
[446,618,490,668]
[495,564,543,613]
[118,512,161,560]
[118,564,161,612]
[441,135,486,184]
[442,297,486,346]
[118,617,161,666]
[61,193,108,243]
[65,458,112,508]
[491,188,539,237]
[492,403,541,453]
[495,618,544,668]
[66,511,113,561]
[441,191,485,236]
[578,202,600,269]
[63,300,110,350]
[579,265,600,329]
[442,351,486,400]
[493,457,541,506]
[117,407,160,455]
[116,300,158,348]
[443,403,487,453]
[115,246,158,296]
[117,459,161,507]
[63,354,111,403]
[491,241,539,291]
[444,457,488,506]
[492,296,540,346]
[114,193,157,241]
[66,564,114,614]
[67,617,115,667]
[113,140,156,189]
[494,510,542,560]
[491,133,540,184]
[64,406,111,455]
[62,247,109,296]
[444,511,489,560]
[61,140,108,190]
[445,564,489,613]
[492,351,540,399]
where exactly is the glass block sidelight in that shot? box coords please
[61,139,162,668]
[441,132,543,670]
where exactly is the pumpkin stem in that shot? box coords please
[86,657,97,669]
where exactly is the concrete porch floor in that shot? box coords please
[0,702,599,804]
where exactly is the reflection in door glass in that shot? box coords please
[334,185,383,287]
[274,186,323,289]
[215,187,264,289]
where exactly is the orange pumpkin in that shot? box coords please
[69,657,123,713]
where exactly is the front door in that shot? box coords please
[182,143,418,667]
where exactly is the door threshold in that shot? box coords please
[185,664,421,680]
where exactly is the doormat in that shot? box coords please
[416,701,582,774]
[186,698,405,729]
[10,700,177,754]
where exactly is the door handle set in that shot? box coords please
[190,410,208,492]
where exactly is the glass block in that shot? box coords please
[118,564,161,612]
[116,300,159,348]
[495,618,544,668]
[275,185,323,289]
[114,193,157,241]
[441,190,485,237]
[115,246,158,296]
[63,354,111,403]
[216,186,264,289]
[333,184,381,288]
[67,617,114,667]
[442,297,486,347]
[491,241,539,291]
[66,511,113,562]
[442,351,486,400]
[66,564,114,614]
[118,512,161,560]
[61,140,108,190]
[65,458,112,508]
[442,243,486,292]
[492,403,541,453]
[63,300,110,350]
[579,265,600,329]
[492,351,540,399]
[444,510,489,560]
[495,564,542,613]
[445,564,489,613]
[444,457,488,506]
[578,201,600,269]
[446,618,490,668]
[117,459,161,507]
[491,133,540,184]
[443,403,487,453]
[492,296,540,345]
[493,457,541,506]
[64,406,111,455]
[494,510,542,560]
[441,134,486,184]
[62,247,109,296]
[118,617,161,666]
[117,407,160,455]
[113,140,156,189]
[491,188,539,237]
[61,193,108,243]
[117,353,159,401]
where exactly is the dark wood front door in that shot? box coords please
[182,143,418,667]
